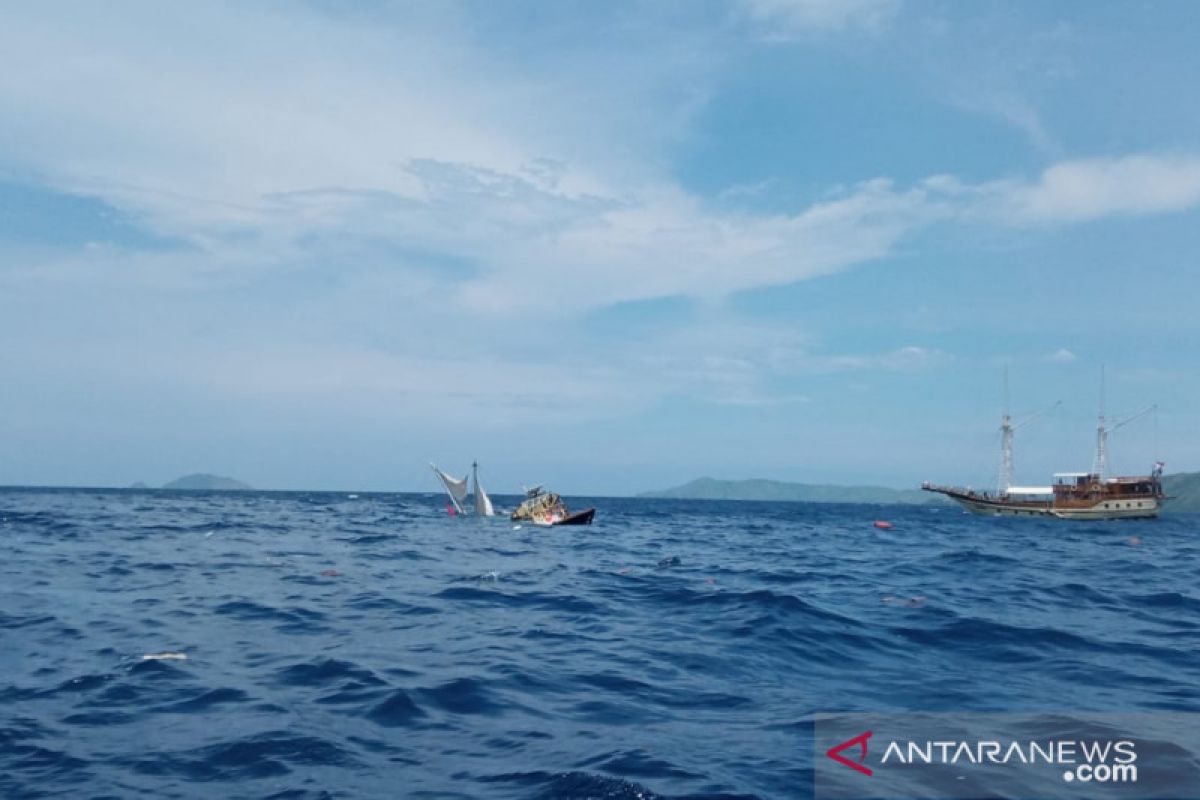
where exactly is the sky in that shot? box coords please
[1,0,1198,495]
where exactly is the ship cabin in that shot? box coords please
[1053,472,1161,500]
[1052,472,1093,497]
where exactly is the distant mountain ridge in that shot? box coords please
[161,473,253,491]
[639,477,946,505]
[1162,472,1200,513]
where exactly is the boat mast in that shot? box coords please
[998,368,1013,495]
[996,368,1060,496]
[1092,366,1107,478]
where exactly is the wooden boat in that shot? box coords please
[511,487,595,526]
[555,507,596,526]
[923,469,1164,519]
[922,372,1165,519]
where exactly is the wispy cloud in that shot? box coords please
[4,4,1198,319]
[950,89,1058,154]
[1001,154,1200,223]
[817,345,951,372]
[3,1,1200,486]
[913,154,1200,228]
[1045,348,1077,363]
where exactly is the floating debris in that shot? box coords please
[881,595,925,608]
[1129,536,1142,547]
[657,556,681,568]
[873,520,893,530]
[142,652,187,661]
[320,568,342,577]
[347,494,359,499]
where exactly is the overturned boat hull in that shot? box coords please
[553,507,595,526]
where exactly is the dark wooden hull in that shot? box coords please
[553,507,595,526]
[922,484,1161,519]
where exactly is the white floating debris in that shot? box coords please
[141,652,187,661]
[512,525,522,531]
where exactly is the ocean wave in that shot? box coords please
[2,489,1199,797]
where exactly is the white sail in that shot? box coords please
[474,480,495,516]
[430,464,469,513]
[472,461,495,516]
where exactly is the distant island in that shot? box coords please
[642,472,1200,513]
[161,473,254,491]
[639,477,947,505]
[1162,472,1200,514]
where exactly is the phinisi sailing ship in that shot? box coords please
[922,376,1166,519]
[431,461,495,517]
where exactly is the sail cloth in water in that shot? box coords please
[432,461,496,517]
[431,464,469,515]
[472,461,495,517]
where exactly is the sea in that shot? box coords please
[2,488,1199,799]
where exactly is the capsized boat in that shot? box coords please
[921,375,1165,519]
[431,461,495,516]
[511,486,595,526]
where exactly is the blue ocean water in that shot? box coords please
[2,488,1199,799]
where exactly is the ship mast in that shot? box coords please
[1100,404,1157,477]
[1091,367,1157,478]
[998,368,1013,495]
[1092,366,1107,477]
[996,368,1059,496]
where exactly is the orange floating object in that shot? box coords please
[873,520,893,530]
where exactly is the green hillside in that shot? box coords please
[638,477,947,505]
[161,473,254,491]
[1163,471,1200,513]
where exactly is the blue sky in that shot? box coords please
[2,0,1198,494]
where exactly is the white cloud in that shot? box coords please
[0,1,700,232]
[4,2,1200,444]
[999,155,1200,224]
[1046,348,1077,363]
[4,4,1199,321]
[807,345,951,372]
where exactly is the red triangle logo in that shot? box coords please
[826,730,873,776]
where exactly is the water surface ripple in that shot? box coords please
[2,489,1199,798]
